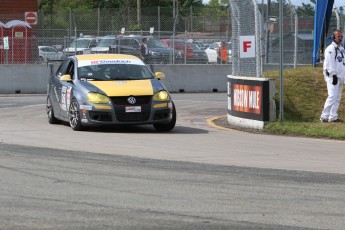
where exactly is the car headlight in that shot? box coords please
[153,90,169,101]
[87,92,110,104]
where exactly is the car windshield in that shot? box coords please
[227,43,232,49]
[148,39,166,48]
[78,64,154,81]
[69,40,92,48]
[97,38,116,47]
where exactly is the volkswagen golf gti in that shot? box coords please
[46,54,176,131]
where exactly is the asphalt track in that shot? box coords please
[0,93,345,229]
[0,93,344,174]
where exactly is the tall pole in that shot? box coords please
[266,0,271,63]
[279,0,284,121]
[137,0,141,27]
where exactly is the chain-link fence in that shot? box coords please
[0,4,318,65]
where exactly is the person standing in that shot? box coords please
[140,37,149,61]
[217,41,228,64]
[320,29,345,122]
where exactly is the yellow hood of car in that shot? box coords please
[88,79,154,96]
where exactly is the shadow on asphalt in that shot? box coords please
[57,122,209,134]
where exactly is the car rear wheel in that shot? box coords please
[46,96,59,124]
[153,102,176,132]
[69,99,85,131]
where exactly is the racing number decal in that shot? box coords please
[60,86,72,111]
[60,86,66,110]
[66,87,72,111]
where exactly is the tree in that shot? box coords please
[296,3,315,17]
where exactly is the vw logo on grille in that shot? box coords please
[127,96,136,104]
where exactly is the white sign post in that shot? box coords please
[239,35,256,58]
[3,37,9,50]
[3,36,9,64]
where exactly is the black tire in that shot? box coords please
[69,99,85,131]
[153,102,176,132]
[46,96,59,124]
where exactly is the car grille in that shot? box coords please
[110,96,152,122]
[111,96,151,105]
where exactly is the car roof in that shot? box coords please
[75,54,141,61]
[75,37,97,40]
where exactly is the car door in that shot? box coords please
[50,59,75,119]
[58,60,75,119]
[49,60,69,117]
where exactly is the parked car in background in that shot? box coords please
[38,45,64,61]
[108,36,142,57]
[64,37,98,56]
[205,42,232,63]
[146,37,182,64]
[109,36,181,64]
[91,35,117,54]
[161,39,208,64]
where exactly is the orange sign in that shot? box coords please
[233,84,262,114]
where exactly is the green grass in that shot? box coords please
[263,65,345,139]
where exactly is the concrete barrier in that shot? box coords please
[0,63,302,94]
[0,64,52,94]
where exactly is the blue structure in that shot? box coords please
[312,0,334,67]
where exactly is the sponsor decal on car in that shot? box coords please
[125,106,141,113]
[78,59,144,67]
[61,86,72,111]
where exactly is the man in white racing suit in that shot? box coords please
[320,29,345,122]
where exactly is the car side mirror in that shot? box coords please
[155,72,165,80]
[60,74,72,82]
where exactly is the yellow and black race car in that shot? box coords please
[46,54,176,131]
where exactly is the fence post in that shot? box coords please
[158,6,161,39]
[190,6,193,32]
[69,8,72,39]
[97,7,100,36]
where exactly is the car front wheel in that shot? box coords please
[153,102,176,132]
[46,96,59,124]
[69,99,85,131]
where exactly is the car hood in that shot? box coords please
[81,79,156,97]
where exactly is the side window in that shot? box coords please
[56,60,69,78]
[121,39,129,46]
[66,61,75,79]
[131,40,140,49]
[90,40,97,48]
